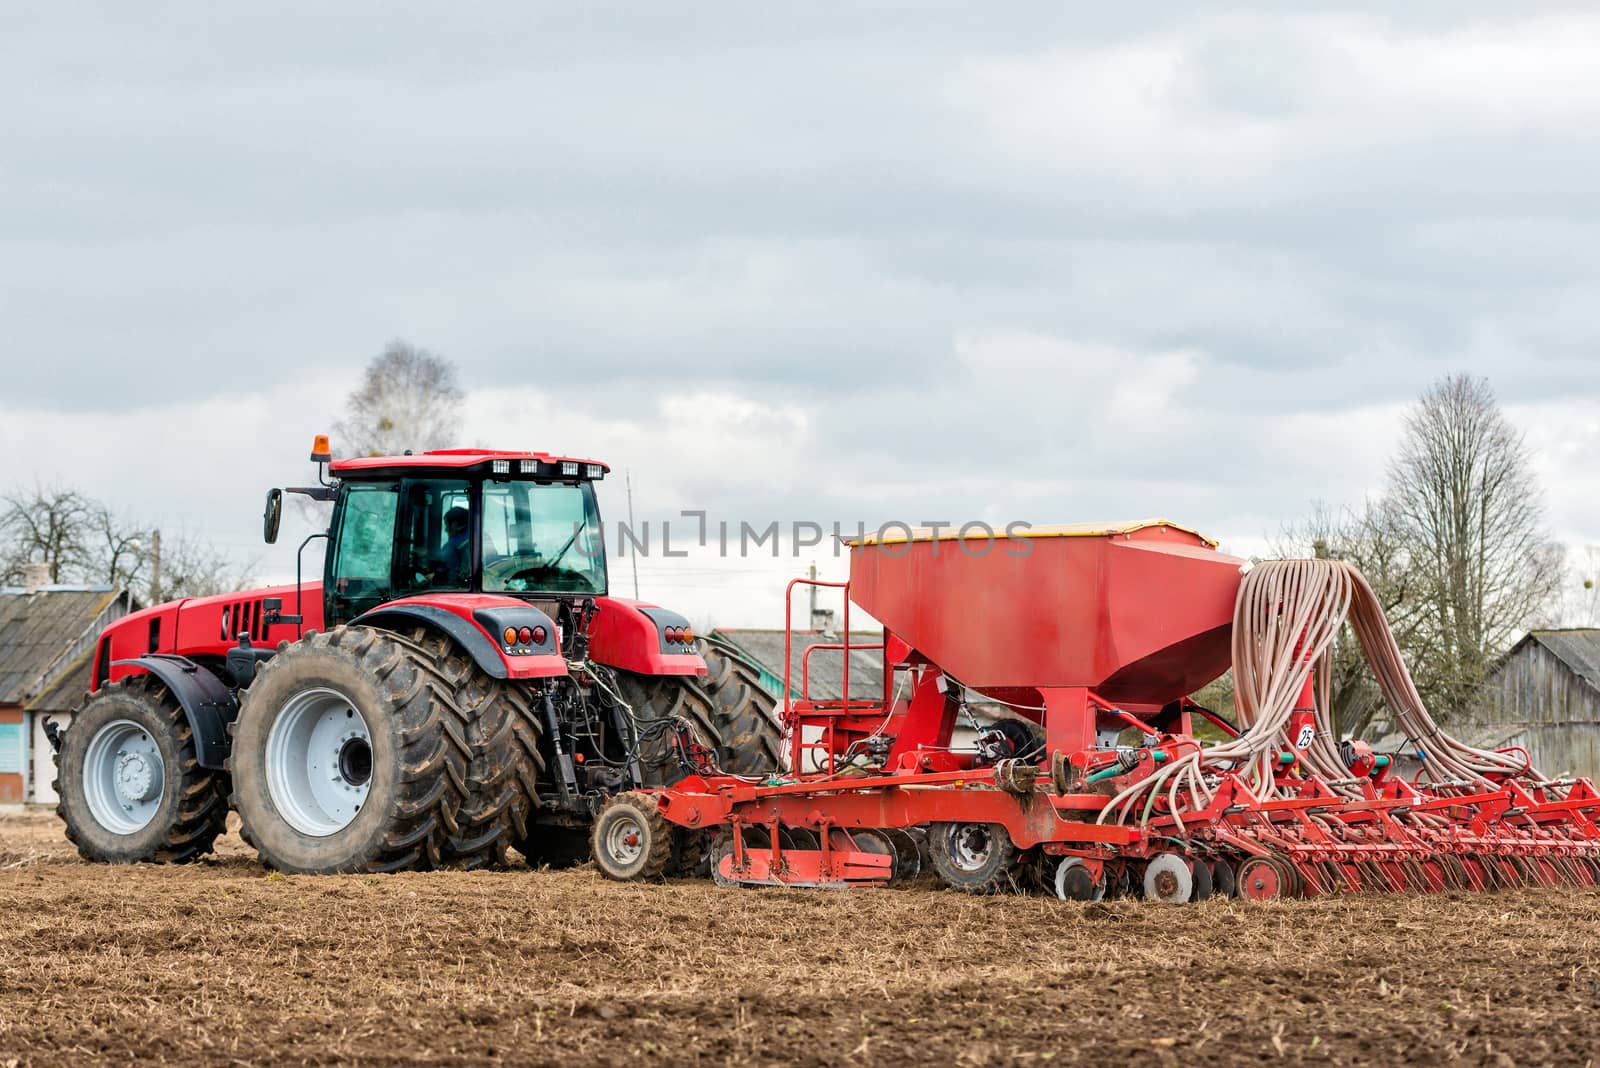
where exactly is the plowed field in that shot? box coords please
[2,812,1597,1066]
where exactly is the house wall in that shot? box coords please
[1487,643,1600,779]
[29,711,68,806]
[0,706,24,805]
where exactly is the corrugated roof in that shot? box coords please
[1519,629,1600,693]
[26,649,94,713]
[712,629,886,703]
[0,589,120,705]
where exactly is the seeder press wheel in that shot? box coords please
[1053,857,1106,901]
[1237,855,1297,901]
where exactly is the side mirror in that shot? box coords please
[263,488,283,544]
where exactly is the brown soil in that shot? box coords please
[2,811,1598,1067]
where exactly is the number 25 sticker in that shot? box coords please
[1295,725,1315,749]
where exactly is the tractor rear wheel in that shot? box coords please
[619,642,783,786]
[228,627,470,874]
[54,675,229,863]
[696,641,784,772]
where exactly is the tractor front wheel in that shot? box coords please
[54,675,229,863]
[228,627,469,874]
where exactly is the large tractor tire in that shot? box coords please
[697,641,784,772]
[618,641,784,786]
[227,626,471,874]
[54,674,229,863]
[402,626,545,870]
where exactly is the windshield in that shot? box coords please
[481,480,607,595]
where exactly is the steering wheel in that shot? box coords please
[483,556,552,587]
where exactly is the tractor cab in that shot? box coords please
[271,441,610,627]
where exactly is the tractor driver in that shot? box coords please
[434,506,471,584]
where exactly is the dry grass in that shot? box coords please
[2,811,1598,1066]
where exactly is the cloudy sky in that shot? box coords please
[3,4,1599,626]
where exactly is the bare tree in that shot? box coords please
[154,530,255,600]
[0,484,97,584]
[87,503,150,590]
[1385,374,1563,718]
[1,485,249,600]
[333,340,464,457]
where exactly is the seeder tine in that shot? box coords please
[1334,861,1365,893]
[1476,855,1506,889]
[1289,858,1330,897]
[1357,859,1397,894]
[1400,859,1433,893]
[1318,861,1351,894]
[1420,859,1449,893]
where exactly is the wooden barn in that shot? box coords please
[1482,629,1600,780]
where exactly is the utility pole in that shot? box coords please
[149,528,162,605]
[808,560,817,629]
[625,470,640,599]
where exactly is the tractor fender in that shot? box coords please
[352,600,566,680]
[587,597,706,677]
[111,654,238,770]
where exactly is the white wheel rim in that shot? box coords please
[603,813,645,868]
[1143,852,1194,903]
[266,687,372,837]
[82,718,165,834]
[947,824,995,872]
[1054,856,1106,902]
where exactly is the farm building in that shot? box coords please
[710,623,886,704]
[0,580,134,807]
[1480,629,1600,780]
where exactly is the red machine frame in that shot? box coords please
[646,525,1600,898]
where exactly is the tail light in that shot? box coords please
[531,625,548,646]
[518,626,534,645]
[502,627,518,646]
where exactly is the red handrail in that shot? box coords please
[800,642,880,708]
[783,576,854,775]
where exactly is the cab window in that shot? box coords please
[330,483,399,615]
[395,478,473,593]
[481,481,606,594]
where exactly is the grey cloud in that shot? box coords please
[2,2,1598,580]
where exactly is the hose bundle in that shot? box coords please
[1099,558,1537,829]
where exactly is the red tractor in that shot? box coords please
[52,438,780,873]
